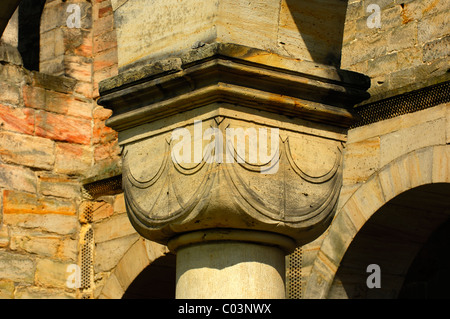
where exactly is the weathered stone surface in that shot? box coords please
[0,104,35,135]
[94,233,139,272]
[97,272,124,299]
[14,286,75,299]
[0,42,22,65]
[423,35,450,62]
[35,111,92,145]
[379,118,446,167]
[2,190,76,216]
[113,239,149,290]
[54,143,93,175]
[35,258,72,288]
[0,280,14,298]
[0,224,9,248]
[0,251,35,283]
[0,163,37,193]
[93,212,136,243]
[10,230,60,257]
[342,137,380,184]
[113,0,349,70]
[37,172,81,199]
[0,132,55,170]
[2,190,78,235]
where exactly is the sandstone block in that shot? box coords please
[351,175,385,220]
[93,118,117,144]
[14,286,75,299]
[54,143,93,175]
[36,111,91,145]
[23,85,46,110]
[341,195,368,231]
[0,224,9,248]
[94,140,120,162]
[97,273,124,299]
[343,137,380,184]
[319,211,356,267]
[0,132,55,170]
[0,81,20,105]
[380,118,446,167]
[10,230,60,257]
[35,258,72,288]
[387,21,418,52]
[0,163,37,193]
[45,90,93,119]
[2,190,78,235]
[432,145,449,183]
[0,280,14,299]
[94,233,139,272]
[367,52,398,80]
[57,238,78,262]
[93,212,136,243]
[341,33,387,68]
[423,35,450,63]
[113,193,126,214]
[0,251,35,283]
[0,104,35,135]
[64,56,93,83]
[113,239,149,290]
[2,190,76,216]
[418,10,450,44]
[37,172,81,199]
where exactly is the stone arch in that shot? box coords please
[304,144,449,299]
[98,238,171,299]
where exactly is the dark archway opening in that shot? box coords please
[18,0,46,71]
[122,253,176,299]
[329,183,450,299]
[398,218,450,299]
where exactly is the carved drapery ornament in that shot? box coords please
[99,43,370,250]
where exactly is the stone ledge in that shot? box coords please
[98,44,371,130]
[100,43,370,95]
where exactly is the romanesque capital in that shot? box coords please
[99,43,370,250]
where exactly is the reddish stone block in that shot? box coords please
[98,5,113,18]
[93,118,117,144]
[35,111,92,145]
[64,56,93,83]
[45,90,93,119]
[93,49,118,72]
[0,104,35,135]
[93,30,117,54]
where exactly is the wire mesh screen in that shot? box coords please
[286,247,302,299]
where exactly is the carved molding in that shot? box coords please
[122,117,343,245]
[99,45,369,247]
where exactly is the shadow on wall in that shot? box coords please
[283,0,348,68]
[18,0,46,71]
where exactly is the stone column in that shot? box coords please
[99,0,370,299]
